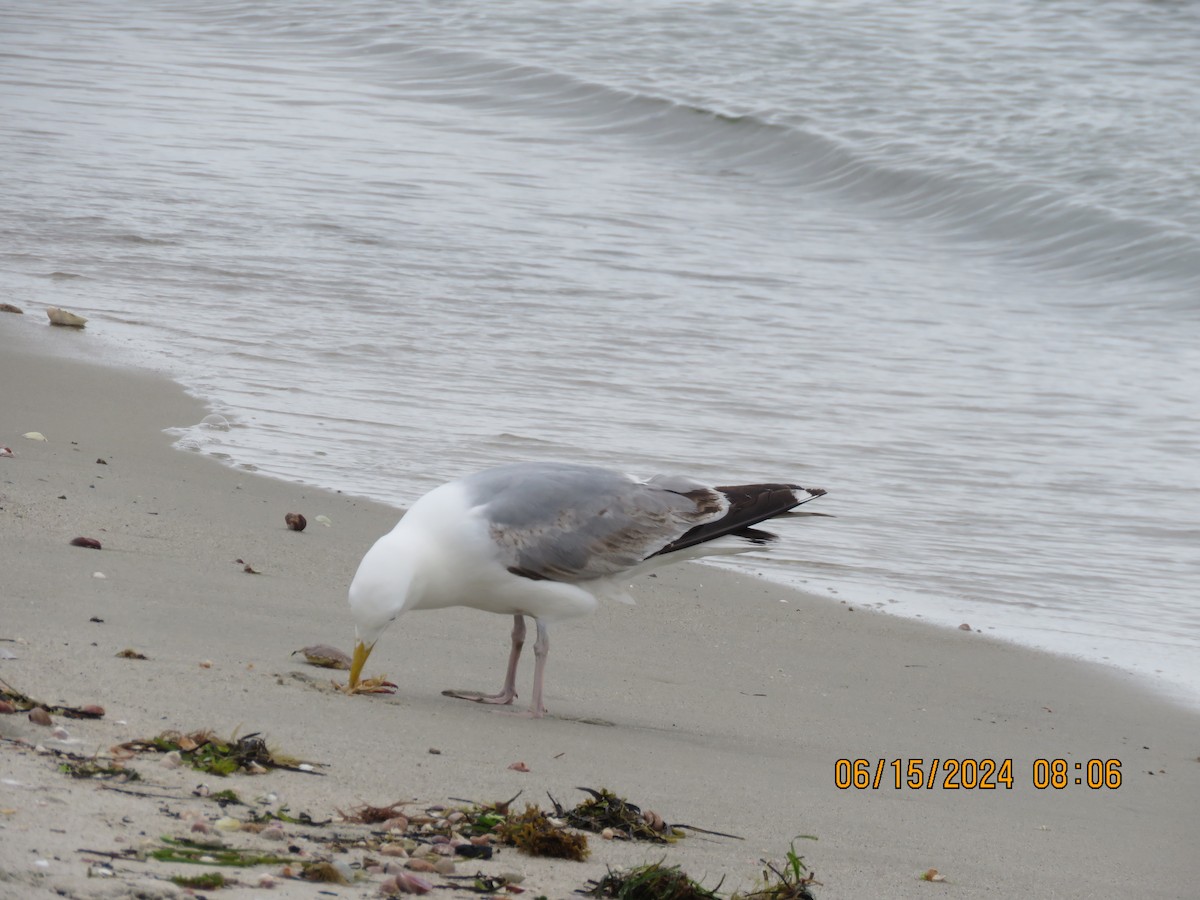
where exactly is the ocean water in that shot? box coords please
[3,0,1198,705]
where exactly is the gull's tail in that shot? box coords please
[650,483,827,559]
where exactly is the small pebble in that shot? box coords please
[257,873,277,889]
[601,827,615,840]
[199,660,213,669]
[214,817,241,832]
[50,726,70,740]
[0,701,17,714]
[28,708,52,727]
[93,572,106,579]
[433,858,455,875]
[405,859,436,872]
[260,826,286,841]
[191,821,211,834]
[380,843,409,858]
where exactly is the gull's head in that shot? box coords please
[347,531,415,689]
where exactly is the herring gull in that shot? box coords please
[347,461,827,717]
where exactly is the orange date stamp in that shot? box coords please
[833,758,1122,790]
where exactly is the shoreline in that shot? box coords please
[2,317,1198,899]
[17,308,1195,713]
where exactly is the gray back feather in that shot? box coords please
[463,462,723,583]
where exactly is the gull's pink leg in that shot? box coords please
[528,619,549,718]
[442,615,525,705]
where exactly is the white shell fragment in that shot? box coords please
[315,515,333,527]
[22,432,47,441]
[46,306,88,327]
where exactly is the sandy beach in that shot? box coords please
[1,315,1197,900]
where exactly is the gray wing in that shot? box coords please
[464,462,725,583]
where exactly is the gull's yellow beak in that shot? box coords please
[349,640,374,689]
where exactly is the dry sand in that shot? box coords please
[2,315,1197,900]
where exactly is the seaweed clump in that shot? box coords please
[584,861,722,900]
[496,804,589,861]
[59,758,139,782]
[733,839,819,900]
[170,872,228,890]
[562,787,678,842]
[150,837,296,867]
[118,730,319,776]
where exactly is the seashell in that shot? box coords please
[293,644,351,670]
[600,827,615,840]
[199,660,213,668]
[28,708,53,726]
[0,302,23,314]
[161,751,183,769]
[284,512,307,532]
[214,817,241,832]
[0,701,16,714]
[391,878,434,897]
[93,571,106,579]
[314,515,332,527]
[380,843,409,858]
[257,873,277,889]
[433,858,455,875]
[958,623,972,631]
[0,447,12,457]
[498,872,524,885]
[642,810,666,831]
[79,704,105,717]
[405,858,436,872]
[260,826,286,841]
[22,432,47,441]
[191,821,211,834]
[50,726,70,740]
[381,816,409,832]
[46,306,88,327]
[70,536,102,550]
[507,761,530,772]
